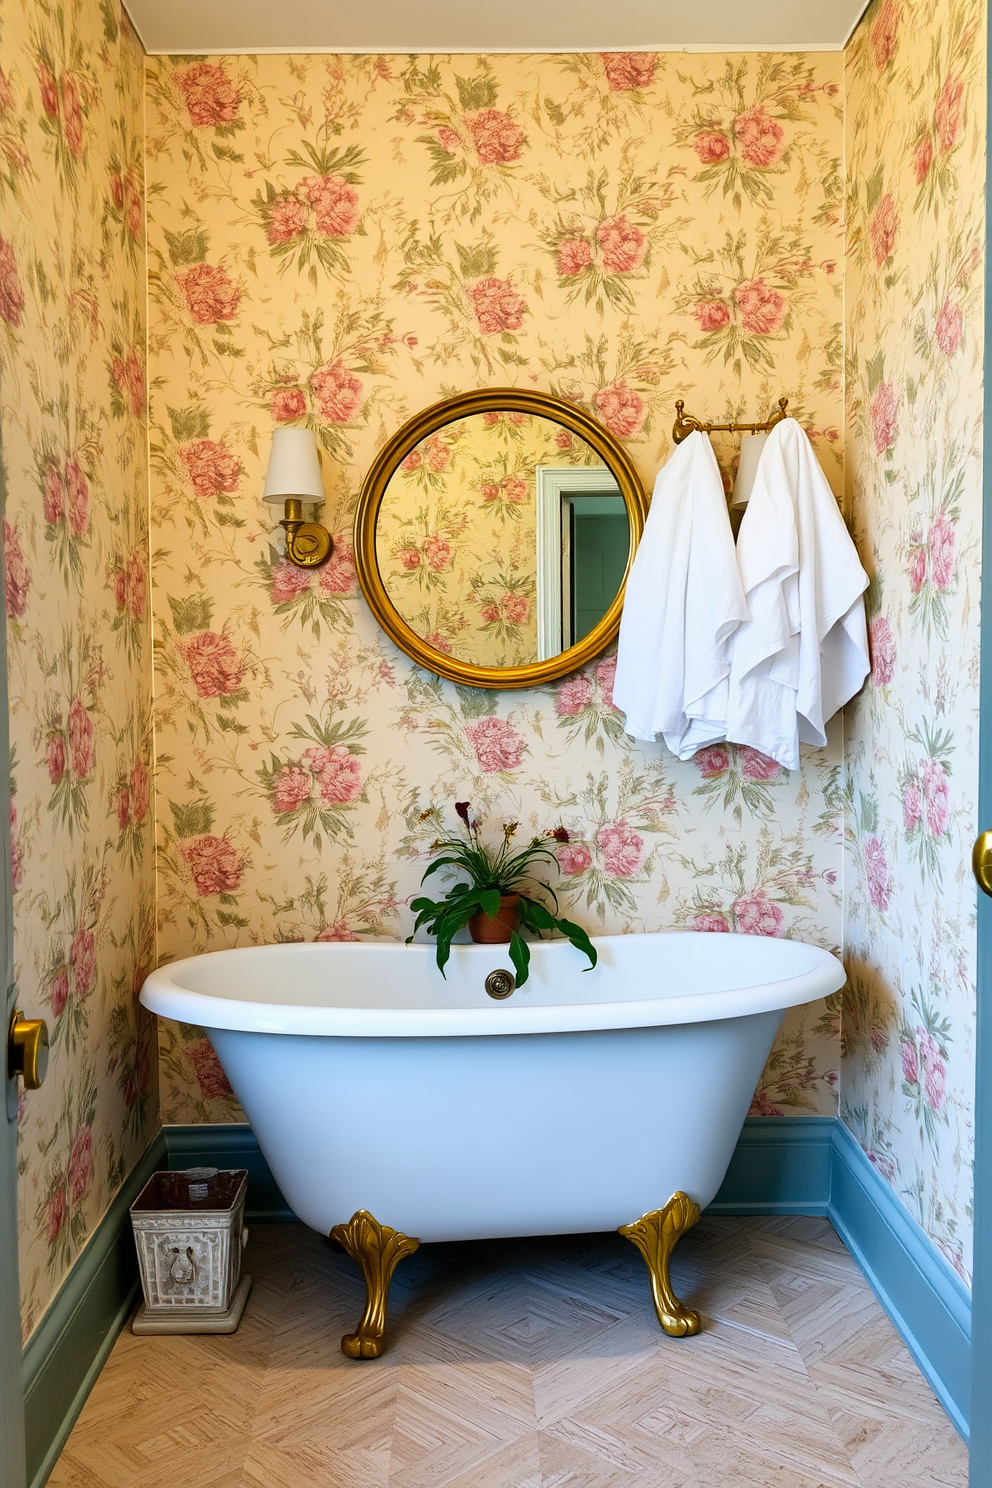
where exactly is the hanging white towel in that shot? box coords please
[725,418,869,771]
[614,430,748,757]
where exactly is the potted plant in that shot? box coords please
[409,801,597,987]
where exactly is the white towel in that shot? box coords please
[725,418,869,771]
[614,430,748,757]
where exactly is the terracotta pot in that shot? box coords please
[467,893,520,944]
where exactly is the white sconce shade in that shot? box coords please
[731,431,768,508]
[263,427,324,506]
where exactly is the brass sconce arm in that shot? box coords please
[279,497,333,569]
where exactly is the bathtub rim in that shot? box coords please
[139,932,846,1038]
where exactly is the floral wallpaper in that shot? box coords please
[144,49,847,1126]
[376,411,608,666]
[0,0,155,1338]
[843,0,985,1282]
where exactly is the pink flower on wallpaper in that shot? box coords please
[9,799,22,893]
[188,1038,235,1099]
[4,520,29,618]
[869,1025,888,1055]
[120,349,145,416]
[922,757,950,837]
[116,785,130,829]
[130,759,149,821]
[693,913,731,933]
[271,387,307,422]
[401,448,423,471]
[266,193,308,245]
[734,278,786,335]
[502,594,529,624]
[437,125,460,153]
[125,550,146,618]
[425,536,451,571]
[863,835,892,911]
[920,1030,946,1112]
[400,547,421,570]
[180,834,245,896]
[426,437,451,471]
[929,513,956,591]
[301,174,360,236]
[182,632,244,698]
[748,1091,785,1117]
[60,73,84,158]
[733,108,785,168]
[479,481,499,503]
[43,464,64,526]
[50,968,69,1019]
[464,108,526,164]
[555,430,572,449]
[733,891,784,936]
[423,630,452,653]
[935,75,963,153]
[466,276,526,334]
[318,538,356,595]
[738,746,781,781]
[178,263,242,326]
[870,0,900,67]
[903,780,923,831]
[869,615,895,684]
[301,744,363,804]
[316,922,361,942]
[68,697,93,778]
[935,297,963,356]
[597,215,646,274]
[913,134,934,183]
[692,299,730,332]
[70,924,95,996]
[46,730,66,785]
[870,382,899,454]
[556,675,594,716]
[271,559,312,604]
[480,603,501,623]
[176,62,241,127]
[908,534,927,594]
[45,1185,67,1245]
[694,131,730,164]
[502,475,528,503]
[557,238,592,276]
[65,456,89,537]
[68,1125,93,1204]
[124,167,143,241]
[38,60,59,118]
[596,820,645,878]
[594,382,645,439]
[557,841,592,876]
[695,745,730,778]
[600,53,658,91]
[271,764,313,815]
[310,361,363,423]
[595,655,618,709]
[869,194,898,266]
[0,236,23,328]
[466,716,525,773]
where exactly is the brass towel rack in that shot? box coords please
[672,396,790,445]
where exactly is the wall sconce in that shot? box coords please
[262,427,333,568]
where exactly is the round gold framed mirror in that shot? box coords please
[354,388,647,689]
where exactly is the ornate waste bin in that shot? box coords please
[130,1167,251,1334]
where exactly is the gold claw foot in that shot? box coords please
[619,1192,701,1337]
[329,1209,420,1359]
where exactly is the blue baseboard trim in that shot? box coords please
[21,1113,972,1482]
[827,1121,971,1440]
[21,1130,167,1488]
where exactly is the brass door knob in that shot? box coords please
[7,1011,49,1090]
[974,831,992,897]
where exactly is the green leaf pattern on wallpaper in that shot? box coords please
[843,0,984,1283]
[0,0,155,1338]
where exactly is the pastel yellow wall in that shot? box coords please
[145,50,847,1125]
[0,0,155,1337]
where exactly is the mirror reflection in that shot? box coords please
[374,410,631,668]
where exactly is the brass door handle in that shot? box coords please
[7,1010,49,1090]
[974,831,992,897]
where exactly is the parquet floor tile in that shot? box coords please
[46,1216,968,1487]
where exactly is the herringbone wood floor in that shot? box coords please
[48,1217,967,1487]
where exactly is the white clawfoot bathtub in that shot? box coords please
[141,932,845,1241]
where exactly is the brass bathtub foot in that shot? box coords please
[619,1192,701,1337]
[329,1209,420,1358]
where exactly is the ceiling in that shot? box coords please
[123,0,872,56]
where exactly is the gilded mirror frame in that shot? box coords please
[354,388,647,689]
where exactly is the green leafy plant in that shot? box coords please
[409,801,597,987]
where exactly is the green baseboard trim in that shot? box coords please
[708,1115,833,1214]
[163,1124,295,1221]
[21,1129,167,1488]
